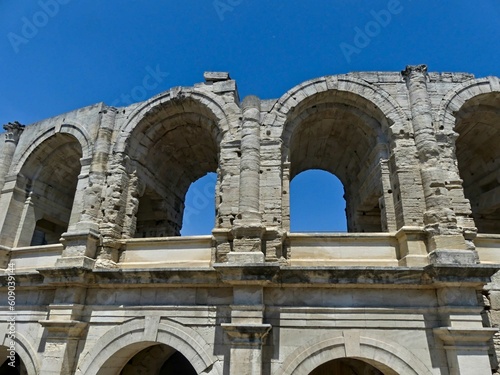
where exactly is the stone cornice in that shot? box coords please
[1,263,495,288]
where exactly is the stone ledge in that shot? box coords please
[1,264,496,288]
[434,327,498,346]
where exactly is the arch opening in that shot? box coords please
[455,93,500,234]
[290,169,347,232]
[180,172,217,236]
[96,342,197,375]
[0,351,27,375]
[118,344,196,375]
[309,357,388,375]
[130,99,220,238]
[13,133,82,247]
[284,95,390,233]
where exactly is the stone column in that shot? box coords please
[230,96,265,263]
[0,121,24,194]
[402,65,475,264]
[98,153,132,266]
[12,192,37,247]
[80,107,117,225]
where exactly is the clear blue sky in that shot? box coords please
[1,1,499,235]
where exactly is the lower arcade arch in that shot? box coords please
[309,357,386,375]
[0,331,41,375]
[98,343,197,375]
[76,319,221,375]
[276,335,433,375]
[0,354,27,375]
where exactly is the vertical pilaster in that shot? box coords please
[222,286,271,375]
[380,159,397,232]
[402,65,476,264]
[38,270,89,375]
[434,286,497,375]
[230,96,265,263]
[0,122,25,259]
[0,122,24,194]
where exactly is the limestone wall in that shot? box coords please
[0,66,499,375]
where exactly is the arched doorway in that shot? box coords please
[118,344,196,375]
[0,352,28,375]
[309,358,385,375]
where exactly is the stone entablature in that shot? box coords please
[0,66,499,374]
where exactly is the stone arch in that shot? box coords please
[275,333,433,375]
[437,76,500,136]
[1,330,41,375]
[76,317,221,375]
[12,122,92,176]
[115,87,235,154]
[269,75,409,137]
[112,88,238,238]
[0,130,85,247]
[437,77,500,233]
[273,75,405,233]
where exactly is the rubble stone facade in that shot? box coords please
[0,65,499,374]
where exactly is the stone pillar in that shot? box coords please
[238,96,262,223]
[380,159,397,232]
[434,286,497,375]
[38,270,89,375]
[402,65,475,264]
[222,286,271,375]
[230,96,265,263]
[59,107,117,269]
[0,122,25,253]
[98,154,132,266]
[12,192,37,247]
[0,121,24,194]
[80,107,117,225]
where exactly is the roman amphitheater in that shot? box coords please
[0,65,499,374]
